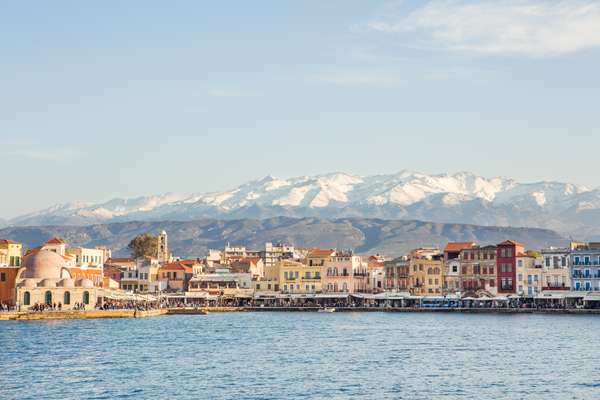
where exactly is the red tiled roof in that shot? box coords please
[159,261,194,273]
[0,239,19,245]
[308,249,336,257]
[444,242,476,252]
[45,237,65,245]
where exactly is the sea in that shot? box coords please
[1,312,599,399]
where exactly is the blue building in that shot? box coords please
[570,242,600,291]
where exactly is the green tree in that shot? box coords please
[128,233,158,259]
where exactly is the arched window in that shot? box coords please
[342,283,348,292]
[342,268,348,276]
[333,267,338,276]
[83,291,90,305]
[64,291,71,305]
[45,291,52,305]
[23,291,30,306]
[434,268,440,274]
[427,268,433,274]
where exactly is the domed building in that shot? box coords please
[15,250,100,309]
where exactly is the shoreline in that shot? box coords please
[2,306,600,320]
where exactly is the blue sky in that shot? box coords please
[1,0,600,218]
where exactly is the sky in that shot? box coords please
[1,0,600,219]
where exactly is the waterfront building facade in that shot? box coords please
[384,256,409,291]
[15,250,100,309]
[444,258,461,295]
[570,242,600,291]
[322,252,368,293]
[408,249,444,295]
[158,261,194,292]
[279,259,322,294]
[459,245,497,296]
[540,247,570,291]
[516,253,542,297]
[496,240,524,294]
[0,240,23,306]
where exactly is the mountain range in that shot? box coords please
[5,171,600,239]
[0,217,568,258]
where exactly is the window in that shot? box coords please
[64,291,71,305]
[0,272,5,282]
[45,291,52,305]
[23,291,31,305]
[83,291,90,305]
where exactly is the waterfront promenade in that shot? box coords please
[2,305,600,320]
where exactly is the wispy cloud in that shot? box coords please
[314,71,405,88]
[10,148,76,162]
[207,88,255,98]
[366,0,600,57]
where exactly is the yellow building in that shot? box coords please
[516,253,543,296]
[0,239,23,267]
[278,260,322,294]
[1,240,23,305]
[408,248,444,295]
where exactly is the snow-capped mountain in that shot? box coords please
[7,171,600,236]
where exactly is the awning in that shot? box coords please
[315,293,349,299]
[584,294,600,301]
[536,293,566,300]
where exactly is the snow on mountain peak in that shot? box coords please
[8,171,599,229]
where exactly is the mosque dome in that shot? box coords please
[18,279,38,289]
[39,278,57,288]
[76,278,94,288]
[57,278,75,288]
[22,250,71,280]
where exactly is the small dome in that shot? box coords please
[22,250,71,280]
[57,278,75,288]
[18,279,38,288]
[76,278,94,288]
[39,278,57,288]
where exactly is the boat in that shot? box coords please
[318,307,336,313]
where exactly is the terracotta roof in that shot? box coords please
[159,261,194,273]
[45,237,66,245]
[444,242,476,252]
[0,239,20,245]
[308,249,336,257]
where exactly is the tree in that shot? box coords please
[128,233,158,259]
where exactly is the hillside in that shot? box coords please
[7,171,600,237]
[0,217,568,258]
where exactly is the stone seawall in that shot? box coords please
[0,309,168,321]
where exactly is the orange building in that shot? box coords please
[0,239,23,306]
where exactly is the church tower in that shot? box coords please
[157,230,170,263]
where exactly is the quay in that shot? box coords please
[3,306,600,321]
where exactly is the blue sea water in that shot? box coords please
[1,312,599,399]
